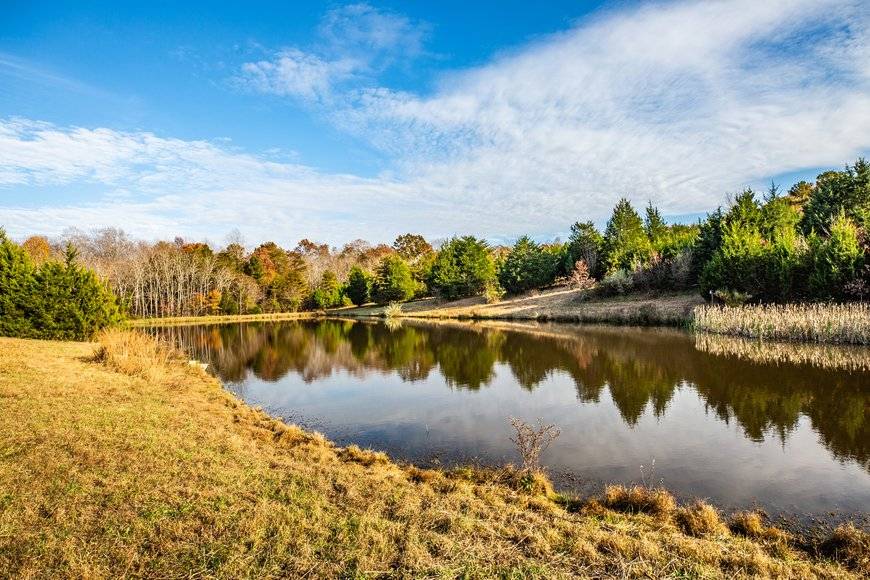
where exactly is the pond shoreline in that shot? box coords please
[2,332,868,577]
[129,289,870,345]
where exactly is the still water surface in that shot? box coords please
[152,318,870,519]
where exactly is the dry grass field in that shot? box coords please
[1,331,866,578]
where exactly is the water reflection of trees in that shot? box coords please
[151,319,869,471]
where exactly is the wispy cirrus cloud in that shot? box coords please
[334,0,870,219]
[234,3,428,102]
[2,0,869,245]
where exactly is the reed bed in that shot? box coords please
[693,303,870,345]
[695,333,870,371]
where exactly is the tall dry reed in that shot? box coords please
[91,328,185,382]
[693,303,870,345]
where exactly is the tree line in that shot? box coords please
[2,157,868,335]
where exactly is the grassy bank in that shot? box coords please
[1,331,867,578]
[335,287,703,327]
[694,303,870,345]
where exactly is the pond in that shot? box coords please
[150,318,870,521]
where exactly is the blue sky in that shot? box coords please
[1,0,868,245]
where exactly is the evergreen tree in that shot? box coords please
[372,255,416,304]
[311,271,342,309]
[345,266,372,306]
[429,237,496,300]
[644,202,668,245]
[498,236,560,295]
[802,159,870,234]
[808,211,863,299]
[602,199,652,273]
[27,245,122,340]
[564,221,604,278]
[0,230,36,338]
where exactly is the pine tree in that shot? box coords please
[602,199,652,273]
[644,202,667,245]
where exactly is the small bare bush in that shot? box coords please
[508,417,560,472]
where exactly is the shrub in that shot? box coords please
[383,302,403,318]
[596,269,634,296]
[429,236,496,300]
[371,255,415,304]
[497,236,560,294]
[345,266,372,306]
[483,280,505,304]
[808,211,863,300]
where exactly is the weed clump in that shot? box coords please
[674,501,727,537]
[818,524,870,574]
[338,444,389,467]
[601,485,676,519]
[728,511,766,538]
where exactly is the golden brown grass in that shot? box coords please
[90,328,183,382]
[0,332,863,578]
[601,484,677,519]
[675,501,728,538]
[818,524,870,575]
[694,302,870,344]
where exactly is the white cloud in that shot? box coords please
[235,3,426,101]
[238,49,358,101]
[2,0,870,245]
[337,0,870,219]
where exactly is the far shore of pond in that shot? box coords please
[334,287,702,326]
[126,289,870,346]
[128,288,701,328]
